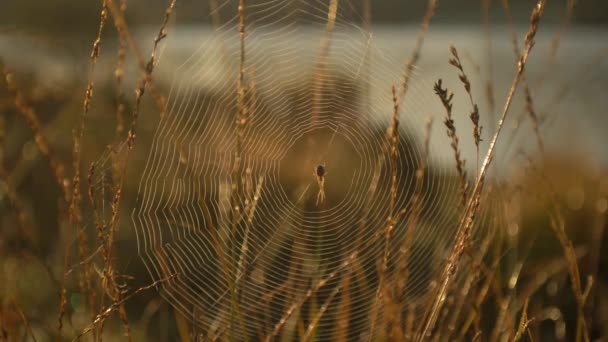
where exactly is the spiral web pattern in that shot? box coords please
[132,0,498,338]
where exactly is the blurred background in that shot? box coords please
[1,0,607,341]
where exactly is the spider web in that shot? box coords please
[131,0,498,339]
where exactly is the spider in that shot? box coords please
[314,164,326,206]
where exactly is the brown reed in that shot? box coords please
[68,1,109,332]
[10,299,36,342]
[368,84,401,341]
[1,61,78,335]
[81,0,177,339]
[434,78,468,206]
[0,114,36,243]
[399,0,437,101]
[227,0,249,338]
[1,0,604,340]
[74,273,178,341]
[114,0,128,142]
[500,0,544,154]
[417,1,546,339]
[449,45,482,171]
[0,63,69,203]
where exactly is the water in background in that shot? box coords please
[1,24,606,171]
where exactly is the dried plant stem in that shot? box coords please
[114,0,128,142]
[0,63,69,202]
[11,300,36,342]
[504,6,589,335]
[355,157,383,266]
[235,176,264,284]
[0,61,74,334]
[511,246,586,321]
[333,272,352,342]
[104,0,175,262]
[231,0,247,234]
[449,45,482,173]
[501,0,544,154]
[540,47,608,122]
[302,281,342,342]
[398,117,433,300]
[71,133,96,328]
[443,229,493,340]
[97,0,176,339]
[534,0,575,89]
[522,77,544,153]
[488,266,520,340]
[417,2,546,339]
[265,192,411,341]
[368,85,400,340]
[548,208,590,342]
[434,79,468,206]
[69,1,109,329]
[311,0,339,121]
[0,117,36,242]
[105,0,167,118]
[0,178,34,242]
[226,0,249,339]
[387,86,400,218]
[87,162,110,316]
[74,273,178,341]
[390,117,433,340]
[265,252,357,342]
[502,47,607,160]
[199,201,243,332]
[399,0,437,101]
[58,251,69,334]
[513,299,533,341]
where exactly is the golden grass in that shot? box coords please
[0,0,606,341]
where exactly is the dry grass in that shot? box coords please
[0,0,606,341]
[448,46,481,173]
[433,78,468,207]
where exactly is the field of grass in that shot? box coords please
[1,0,607,341]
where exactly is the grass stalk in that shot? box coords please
[417,2,546,339]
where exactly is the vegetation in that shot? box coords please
[0,0,606,341]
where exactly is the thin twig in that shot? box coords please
[74,274,178,341]
[98,1,177,339]
[399,0,438,101]
[69,1,109,328]
[302,281,343,342]
[11,299,37,342]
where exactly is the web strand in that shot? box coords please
[131,1,498,339]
